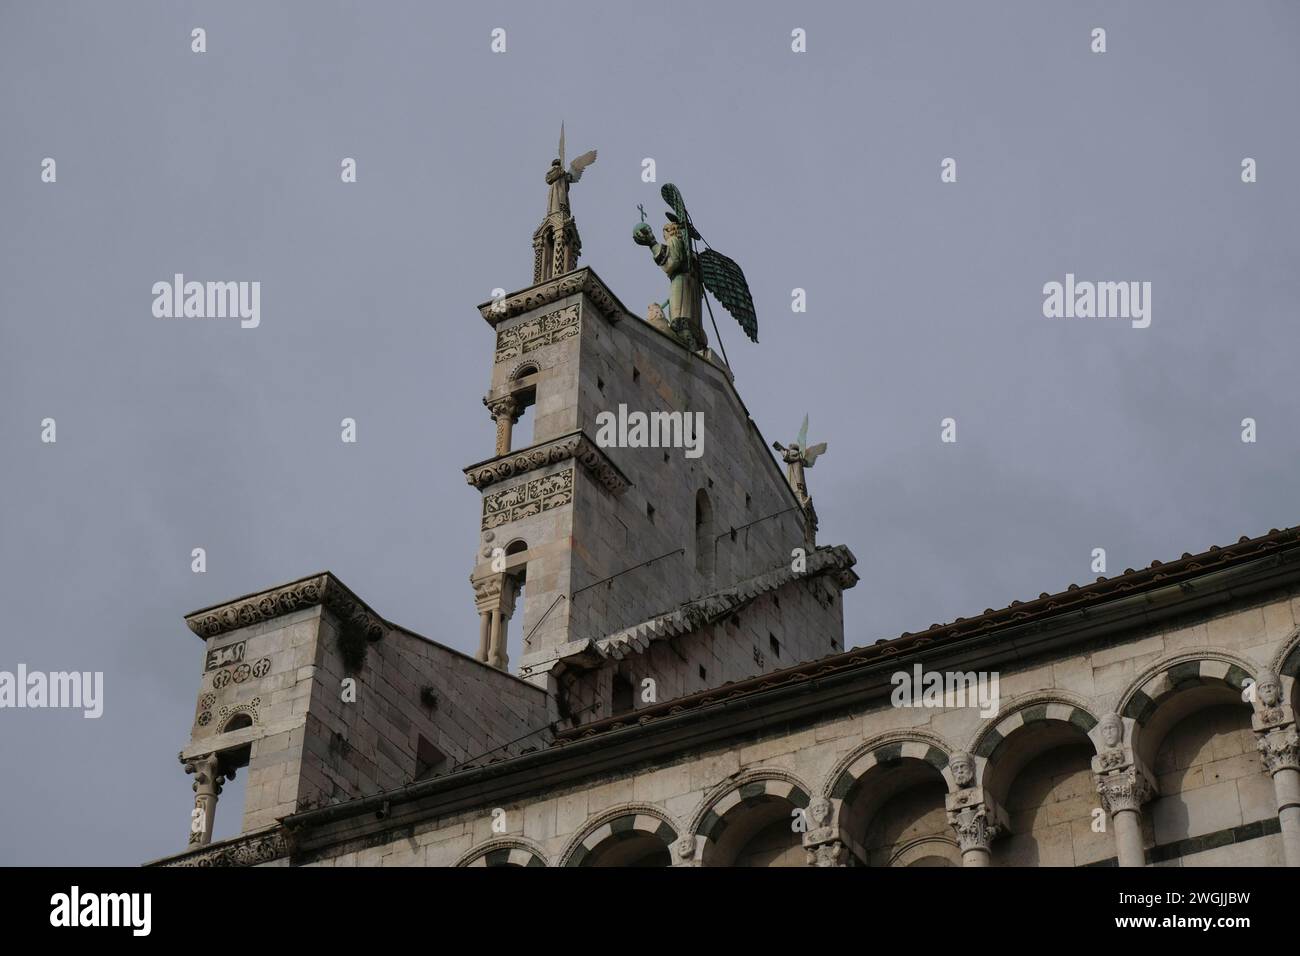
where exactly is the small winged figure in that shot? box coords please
[546,122,597,217]
[773,415,827,505]
[632,182,758,351]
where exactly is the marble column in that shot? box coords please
[486,397,520,456]
[950,807,1001,866]
[1251,671,1300,866]
[1096,767,1153,867]
[476,611,491,663]
[183,753,229,848]
[487,608,505,669]
[1090,712,1154,867]
[945,751,1007,866]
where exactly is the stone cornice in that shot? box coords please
[476,267,630,328]
[184,572,388,642]
[463,430,631,496]
[582,544,858,666]
[148,825,291,867]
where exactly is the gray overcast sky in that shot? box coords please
[2,1,1298,865]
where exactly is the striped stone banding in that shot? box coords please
[1281,644,1300,680]
[974,704,1098,759]
[466,847,546,868]
[830,742,949,799]
[697,779,810,845]
[564,814,677,867]
[1122,660,1251,725]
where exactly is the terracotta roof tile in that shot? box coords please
[553,523,1300,745]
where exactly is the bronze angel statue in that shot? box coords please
[633,183,758,352]
[546,122,596,217]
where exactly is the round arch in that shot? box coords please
[1115,650,1271,861]
[826,730,957,867]
[560,804,681,867]
[970,694,1106,866]
[688,770,812,867]
[454,837,548,868]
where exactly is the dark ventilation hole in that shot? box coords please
[597,376,605,392]
[416,736,447,779]
[633,367,640,382]
[611,673,635,715]
[647,503,656,522]
[699,664,707,681]
[769,635,780,659]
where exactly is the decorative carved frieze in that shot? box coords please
[477,267,628,327]
[482,467,575,531]
[185,574,387,643]
[159,828,292,867]
[464,431,631,496]
[493,305,579,365]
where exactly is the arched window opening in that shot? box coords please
[222,713,253,734]
[505,539,529,665]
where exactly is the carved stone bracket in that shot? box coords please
[464,431,631,496]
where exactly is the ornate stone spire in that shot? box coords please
[532,123,596,285]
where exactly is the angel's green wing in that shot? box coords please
[699,248,758,342]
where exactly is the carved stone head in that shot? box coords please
[807,796,832,827]
[1099,712,1124,749]
[675,835,695,862]
[663,221,682,244]
[1255,670,1282,709]
[950,751,975,788]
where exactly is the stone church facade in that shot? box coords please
[149,163,1300,869]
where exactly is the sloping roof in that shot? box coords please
[595,544,858,662]
[554,523,1300,745]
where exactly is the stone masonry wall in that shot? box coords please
[184,600,549,837]
[295,584,1300,867]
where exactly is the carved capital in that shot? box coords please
[1256,724,1300,776]
[804,837,848,867]
[183,753,228,796]
[1096,766,1154,815]
[485,396,521,423]
[949,804,1002,854]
